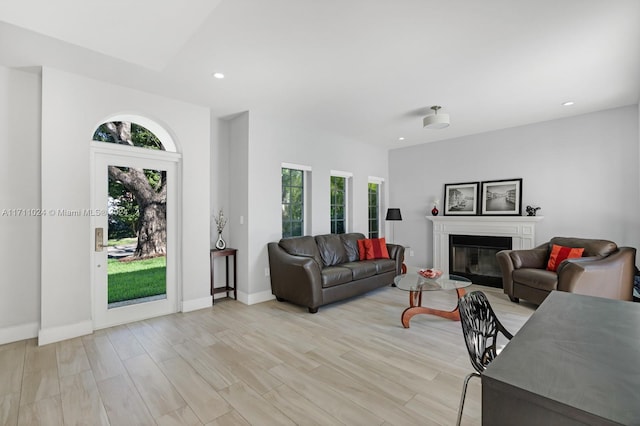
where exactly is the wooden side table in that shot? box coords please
[210,248,237,304]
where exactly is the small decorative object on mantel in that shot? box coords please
[526,205,541,216]
[431,198,440,216]
[214,208,227,250]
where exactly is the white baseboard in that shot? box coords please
[0,321,39,345]
[182,296,212,312]
[38,320,93,346]
[245,290,275,305]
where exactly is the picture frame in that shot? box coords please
[480,178,523,215]
[444,182,479,215]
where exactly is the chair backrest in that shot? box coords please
[458,291,513,374]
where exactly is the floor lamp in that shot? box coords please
[385,208,402,243]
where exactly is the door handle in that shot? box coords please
[95,228,106,251]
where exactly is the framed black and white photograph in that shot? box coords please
[480,178,522,215]
[444,182,479,215]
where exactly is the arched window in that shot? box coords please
[93,121,165,151]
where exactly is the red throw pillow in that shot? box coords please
[546,244,584,272]
[357,238,391,260]
[357,239,367,261]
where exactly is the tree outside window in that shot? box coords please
[282,168,304,238]
[368,182,379,238]
[330,176,346,234]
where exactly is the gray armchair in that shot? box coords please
[497,237,636,305]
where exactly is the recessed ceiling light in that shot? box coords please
[213,72,225,79]
[562,101,574,106]
[399,137,405,141]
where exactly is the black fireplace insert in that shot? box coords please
[449,234,512,288]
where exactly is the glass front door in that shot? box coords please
[92,147,178,328]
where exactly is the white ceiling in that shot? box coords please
[1,0,639,149]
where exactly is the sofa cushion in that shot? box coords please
[546,244,584,272]
[279,236,323,268]
[342,261,377,280]
[370,258,396,274]
[315,234,349,267]
[340,233,366,262]
[513,268,558,292]
[321,266,353,288]
[549,237,617,258]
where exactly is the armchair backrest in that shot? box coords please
[548,237,617,258]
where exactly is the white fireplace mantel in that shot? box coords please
[426,216,544,273]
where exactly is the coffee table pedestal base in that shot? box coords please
[401,288,466,328]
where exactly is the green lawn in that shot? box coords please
[108,237,138,247]
[108,256,166,303]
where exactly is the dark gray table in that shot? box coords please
[482,291,640,425]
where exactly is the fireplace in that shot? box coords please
[427,216,543,288]
[449,234,512,288]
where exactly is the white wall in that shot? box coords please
[0,67,41,343]
[227,112,250,301]
[209,115,232,295]
[233,112,390,303]
[389,105,640,268]
[37,67,211,344]
[211,115,229,245]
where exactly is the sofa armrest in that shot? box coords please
[496,250,515,296]
[498,247,548,298]
[557,247,636,301]
[386,244,405,275]
[267,242,323,309]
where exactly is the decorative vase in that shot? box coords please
[215,233,226,250]
[431,206,439,216]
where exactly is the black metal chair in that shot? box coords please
[456,291,513,426]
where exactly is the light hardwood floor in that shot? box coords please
[0,284,535,426]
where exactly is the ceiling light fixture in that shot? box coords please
[398,137,405,141]
[423,106,450,129]
[562,101,574,106]
[213,72,225,79]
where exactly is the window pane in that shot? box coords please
[291,170,303,186]
[291,204,303,221]
[291,187,302,204]
[282,169,290,186]
[368,182,379,239]
[330,175,347,234]
[292,221,303,237]
[282,167,304,237]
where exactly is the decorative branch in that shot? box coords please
[214,209,227,233]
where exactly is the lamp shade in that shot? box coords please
[423,113,450,129]
[385,208,402,221]
[423,105,450,129]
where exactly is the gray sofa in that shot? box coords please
[267,232,404,313]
